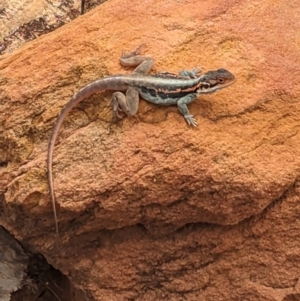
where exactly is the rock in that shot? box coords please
[0,0,107,55]
[0,227,28,301]
[1,0,300,300]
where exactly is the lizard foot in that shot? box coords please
[179,67,202,78]
[111,107,126,122]
[121,44,146,59]
[184,114,198,127]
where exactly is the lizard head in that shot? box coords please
[197,68,236,94]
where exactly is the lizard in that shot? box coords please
[47,46,236,246]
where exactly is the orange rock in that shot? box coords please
[1,0,300,300]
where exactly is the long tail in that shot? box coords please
[47,76,127,246]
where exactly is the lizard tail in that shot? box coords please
[47,76,126,246]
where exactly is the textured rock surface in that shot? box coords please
[0,0,106,54]
[0,227,28,301]
[0,229,81,301]
[1,0,300,300]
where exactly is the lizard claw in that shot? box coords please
[112,110,124,120]
[122,44,145,58]
[107,97,113,107]
[192,67,202,77]
[184,114,198,127]
[133,44,145,55]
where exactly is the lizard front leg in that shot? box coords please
[179,67,202,78]
[177,94,198,127]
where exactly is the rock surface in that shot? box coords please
[0,227,28,301]
[1,0,300,300]
[0,0,106,54]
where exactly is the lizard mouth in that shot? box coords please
[197,78,236,94]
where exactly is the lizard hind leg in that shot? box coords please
[125,87,140,115]
[132,58,154,75]
[110,88,140,120]
[111,92,129,120]
[120,45,154,74]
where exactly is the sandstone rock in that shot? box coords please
[1,0,300,300]
[0,0,106,55]
[0,227,28,301]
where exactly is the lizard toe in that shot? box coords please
[184,114,198,127]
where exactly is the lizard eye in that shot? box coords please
[218,78,225,83]
[203,83,210,89]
